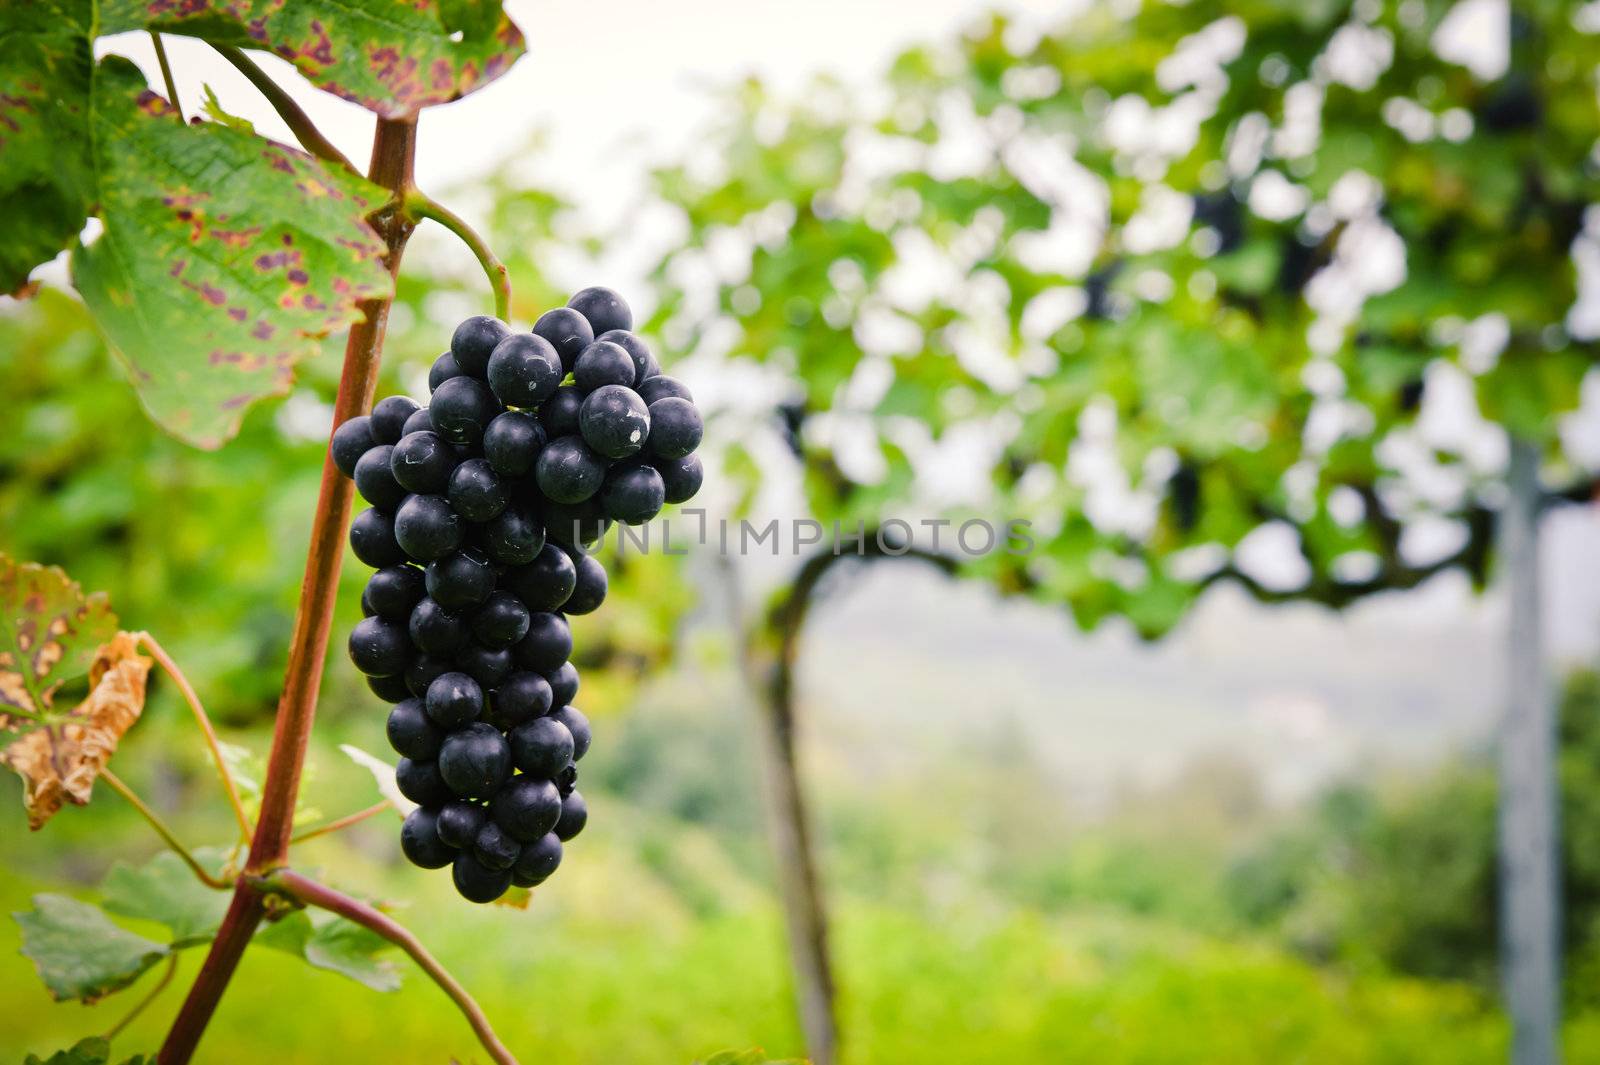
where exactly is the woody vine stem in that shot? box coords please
[152,74,520,1063]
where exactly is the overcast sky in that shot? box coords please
[102,0,1069,217]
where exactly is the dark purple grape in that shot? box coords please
[410,597,468,655]
[483,503,545,566]
[550,704,591,761]
[473,820,522,870]
[452,850,512,903]
[387,698,443,760]
[348,616,409,676]
[448,459,508,523]
[568,287,632,336]
[436,800,488,849]
[395,758,453,807]
[573,340,636,392]
[509,715,574,779]
[491,776,562,842]
[450,315,513,377]
[371,396,420,443]
[599,463,665,525]
[429,351,463,390]
[331,416,377,478]
[404,653,454,699]
[425,549,496,611]
[646,397,702,459]
[362,565,425,620]
[535,437,607,504]
[390,431,459,494]
[656,453,704,504]
[547,662,580,708]
[513,612,571,673]
[348,505,403,562]
[511,832,562,886]
[563,552,608,615]
[355,446,407,509]
[401,807,455,869]
[425,671,483,729]
[488,672,553,730]
[596,329,659,382]
[539,385,584,438]
[504,544,577,612]
[402,407,434,437]
[637,375,693,405]
[482,411,546,477]
[439,722,512,799]
[395,494,462,561]
[430,376,501,447]
[579,384,650,459]
[533,308,594,371]
[487,333,563,408]
[553,789,587,841]
[542,499,611,548]
[456,643,514,689]
[368,673,412,703]
[472,590,532,649]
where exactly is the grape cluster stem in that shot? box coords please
[252,868,520,1065]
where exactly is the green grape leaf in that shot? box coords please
[0,555,116,727]
[200,84,256,135]
[100,0,525,118]
[256,909,401,992]
[23,1037,153,1065]
[14,894,169,1003]
[71,57,393,449]
[100,849,235,948]
[0,0,95,295]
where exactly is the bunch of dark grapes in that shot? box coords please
[330,287,704,903]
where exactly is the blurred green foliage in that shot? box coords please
[1228,667,1600,995]
[645,0,1600,637]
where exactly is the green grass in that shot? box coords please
[0,820,1562,1065]
[0,716,1591,1064]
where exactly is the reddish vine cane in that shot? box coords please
[158,117,430,1065]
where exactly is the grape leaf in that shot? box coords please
[695,1052,807,1065]
[100,0,525,118]
[1,631,152,829]
[339,743,415,815]
[72,57,393,449]
[0,555,116,728]
[0,0,95,295]
[14,894,169,1003]
[100,848,235,948]
[24,1037,152,1065]
[256,908,401,991]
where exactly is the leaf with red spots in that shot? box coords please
[0,0,95,295]
[0,554,117,731]
[99,0,525,118]
[72,58,394,448]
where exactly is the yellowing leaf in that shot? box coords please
[493,886,532,910]
[2,632,151,829]
[0,554,117,728]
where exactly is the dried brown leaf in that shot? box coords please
[1,632,151,830]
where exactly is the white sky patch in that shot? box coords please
[1317,22,1394,91]
[1122,183,1195,254]
[1433,0,1510,81]
[1234,521,1312,592]
[1248,170,1310,221]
